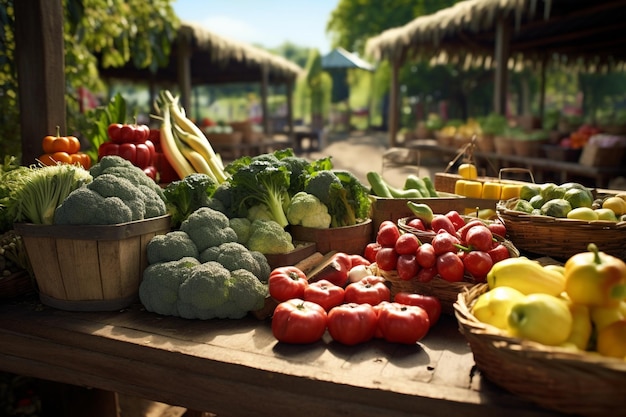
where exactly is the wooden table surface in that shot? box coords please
[0,295,568,417]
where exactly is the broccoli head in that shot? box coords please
[214,242,260,273]
[146,231,199,264]
[90,155,165,201]
[229,217,251,245]
[139,257,200,316]
[250,251,271,282]
[163,173,218,228]
[222,269,267,317]
[228,160,290,228]
[176,261,232,320]
[87,174,146,220]
[137,184,168,219]
[286,191,331,228]
[180,207,238,252]
[246,219,294,255]
[54,187,133,225]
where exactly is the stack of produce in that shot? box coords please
[267,253,442,346]
[365,202,517,313]
[468,243,626,358]
[39,126,91,169]
[98,121,157,180]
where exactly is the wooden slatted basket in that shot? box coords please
[14,215,171,311]
[454,284,626,417]
[496,198,626,260]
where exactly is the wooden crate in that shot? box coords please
[289,219,373,255]
[14,215,171,311]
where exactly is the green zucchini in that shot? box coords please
[422,176,439,197]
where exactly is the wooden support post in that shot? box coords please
[261,65,270,134]
[493,17,510,115]
[14,0,66,165]
[177,31,192,112]
[388,59,400,147]
[285,77,294,145]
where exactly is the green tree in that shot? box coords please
[0,0,179,159]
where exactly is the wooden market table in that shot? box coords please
[0,295,568,417]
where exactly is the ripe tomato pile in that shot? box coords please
[364,210,511,283]
[268,261,442,346]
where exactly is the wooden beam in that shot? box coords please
[261,65,270,134]
[14,0,66,165]
[493,17,510,115]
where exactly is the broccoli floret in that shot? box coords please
[246,219,294,255]
[90,155,165,201]
[304,170,341,207]
[146,231,199,264]
[179,207,238,252]
[250,250,271,282]
[163,173,218,228]
[286,191,331,228]
[223,269,268,316]
[87,174,146,220]
[228,160,290,228]
[211,181,239,218]
[139,257,200,316]
[54,187,133,225]
[177,261,232,320]
[229,217,251,245]
[213,242,259,273]
[137,184,168,218]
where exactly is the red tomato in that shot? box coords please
[488,243,511,264]
[375,247,398,271]
[416,266,438,283]
[394,292,441,326]
[271,299,328,344]
[463,250,493,282]
[431,231,461,255]
[436,252,465,282]
[107,123,124,143]
[376,223,401,247]
[431,215,456,235]
[396,254,419,281]
[268,266,309,302]
[327,302,378,345]
[376,302,430,344]
[363,242,382,263]
[415,242,436,268]
[350,254,371,267]
[394,233,420,255]
[465,225,494,252]
[444,210,466,231]
[407,217,426,231]
[344,275,390,306]
[457,219,485,242]
[303,279,345,311]
[487,220,507,238]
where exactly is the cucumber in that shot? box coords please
[366,171,393,198]
[422,176,439,197]
[407,201,434,225]
[403,175,428,197]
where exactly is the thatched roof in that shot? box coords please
[365,0,626,73]
[99,21,302,85]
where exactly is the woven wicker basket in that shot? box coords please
[0,270,34,298]
[455,284,626,417]
[496,198,626,260]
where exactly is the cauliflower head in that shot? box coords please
[246,219,294,255]
[286,191,331,228]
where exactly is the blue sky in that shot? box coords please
[172,0,339,54]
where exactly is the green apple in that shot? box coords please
[472,286,525,331]
[594,208,618,222]
[508,293,573,346]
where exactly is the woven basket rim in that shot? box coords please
[496,198,626,230]
[454,283,626,371]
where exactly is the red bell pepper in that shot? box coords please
[98,140,156,169]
